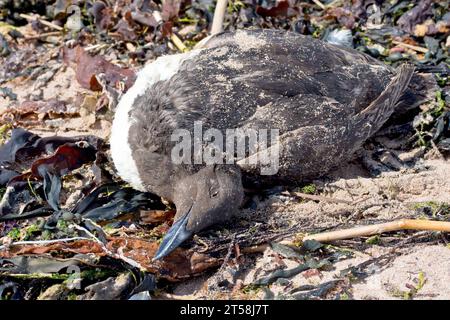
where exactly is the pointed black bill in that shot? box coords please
[152,209,193,261]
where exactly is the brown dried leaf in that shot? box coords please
[256,0,290,18]
[162,0,182,21]
[63,46,136,92]
[397,0,433,34]
[140,209,175,224]
[131,10,158,28]
[91,1,115,31]
[1,99,76,123]
[161,21,173,38]
[1,236,219,281]
[414,19,450,37]
[115,15,138,41]
[30,142,97,177]
[106,237,220,281]
[325,7,356,29]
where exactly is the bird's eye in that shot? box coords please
[210,187,219,198]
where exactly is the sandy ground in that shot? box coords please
[164,156,450,300]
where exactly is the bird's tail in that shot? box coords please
[393,71,438,118]
[353,63,415,139]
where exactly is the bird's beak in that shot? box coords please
[152,208,193,261]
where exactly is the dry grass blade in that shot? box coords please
[290,191,352,204]
[312,0,326,10]
[392,40,428,53]
[19,13,64,31]
[24,31,61,40]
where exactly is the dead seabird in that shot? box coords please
[110,29,415,260]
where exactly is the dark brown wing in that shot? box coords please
[351,63,415,141]
[177,29,395,132]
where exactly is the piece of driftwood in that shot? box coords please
[304,219,450,242]
[241,219,450,254]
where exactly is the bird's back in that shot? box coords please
[116,29,411,192]
[161,29,395,132]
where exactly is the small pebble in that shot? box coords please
[62,211,75,221]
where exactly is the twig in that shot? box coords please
[19,13,63,31]
[0,237,92,251]
[70,224,105,245]
[193,235,210,253]
[312,0,326,10]
[158,293,198,300]
[84,43,108,52]
[241,219,450,254]
[304,219,450,242]
[392,40,428,54]
[24,31,61,40]
[241,240,293,254]
[217,233,236,273]
[211,0,228,35]
[290,191,353,204]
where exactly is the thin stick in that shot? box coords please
[304,219,450,242]
[211,0,228,35]
[159,293,198,300]
[24,31,61,40]
[84,43,108,52]
[312,0,326,10]
[325,0,343,8]
[19,13,63,31]
[241,219,450,254]
[217,233,236,272]
[0,237,92,251]
[290,191,352,204]
[392,40,428,54]
[70,224,105,245]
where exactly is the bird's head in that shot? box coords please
[153,164,243,260]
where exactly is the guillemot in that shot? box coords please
[110,29,414,260]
